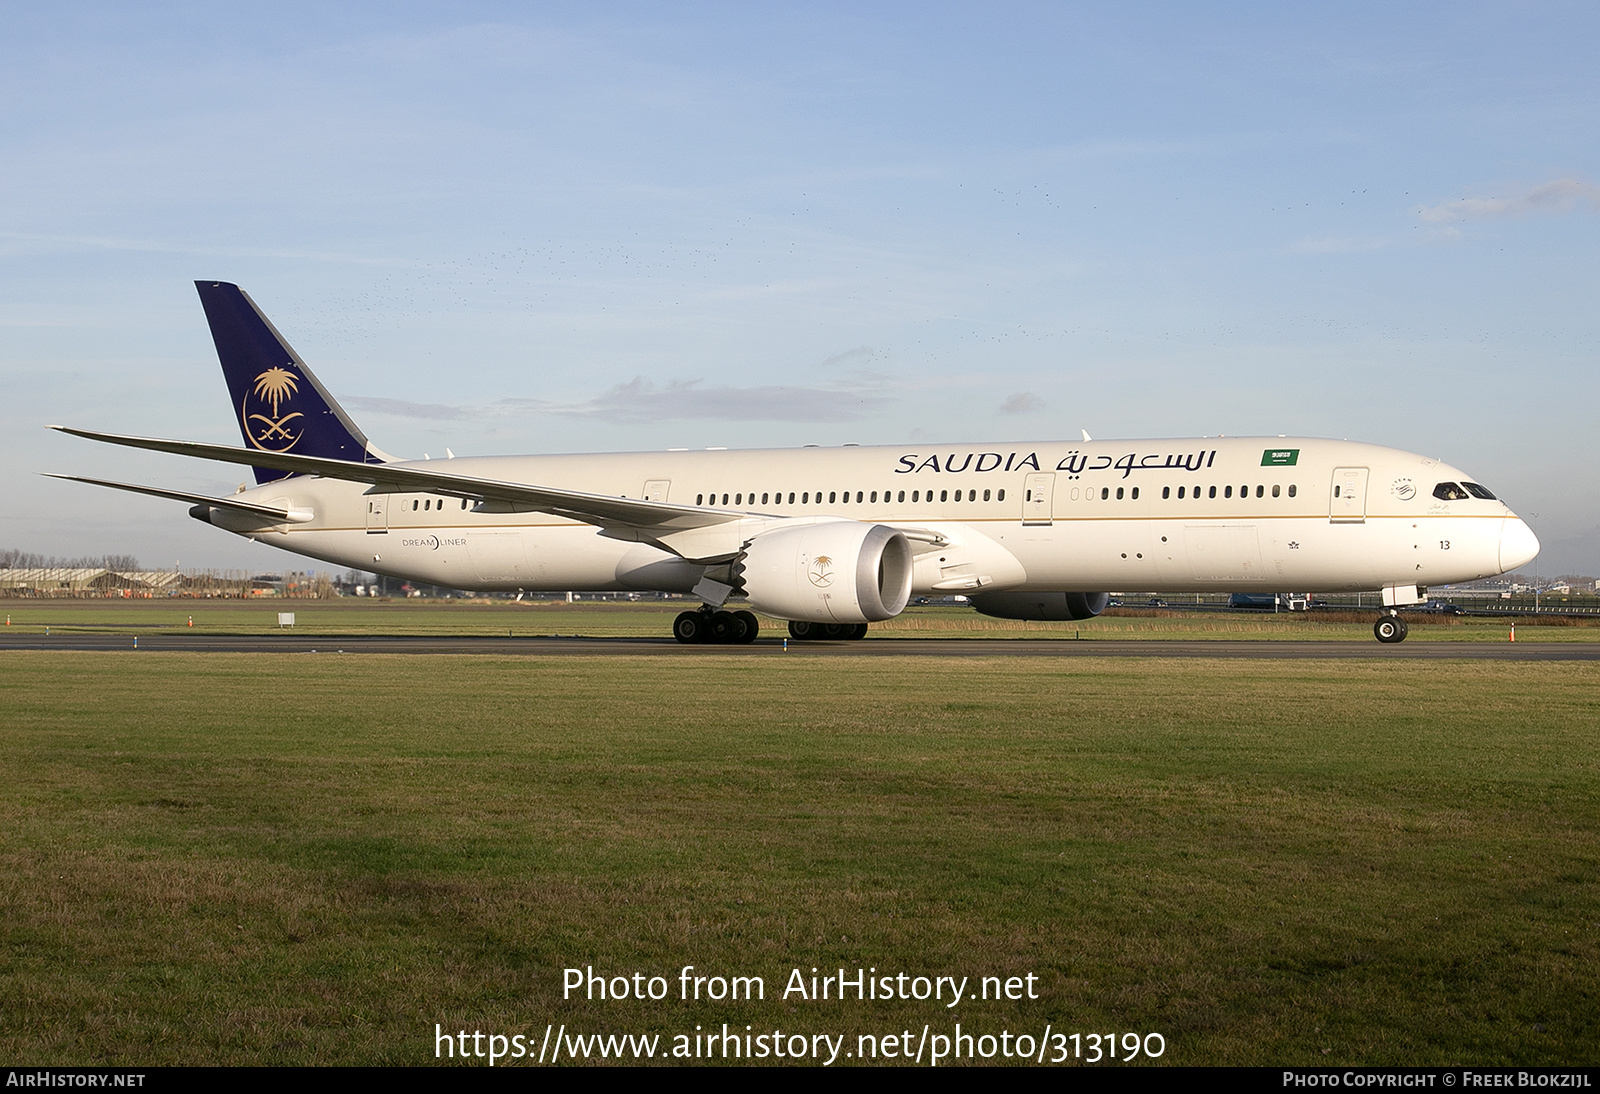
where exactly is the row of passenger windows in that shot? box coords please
[391,481,1310,514]
[1159,483,1296,500]
[695,488,1007,507]
[1075,484,1298,501]
[693,484,1300,506]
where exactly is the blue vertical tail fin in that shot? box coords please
[195,281,391,484]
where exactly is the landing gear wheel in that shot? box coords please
[1374,614,1408,643]
[673,611,708,644]
[848,623,869,640]
[787,620,814,640]
[734,610,760,644]
[819,623,851,640]
[709,610,740,643]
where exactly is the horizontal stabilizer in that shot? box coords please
[49,425,740,536]
[42,473,312,522]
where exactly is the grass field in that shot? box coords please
[4,597,1598,642]
[2,649,1597,1066]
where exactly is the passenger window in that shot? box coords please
[1209,486,1217,499]
[1256,485,1264,498]
[1463,482,1496,500]
[1288,484,1296,497]
[997,489,1005,501]
[1131,486,1139,500]
[1177,486,1185,499]
[953,489,961,503]
[1225,486,1232,498]
[722,493,729,505]
[829,492,837,503]
[1116,487,1124,500]
[735,493,742,505]
[856,491,863,503]
[696,494,704,505]
[412,500,419,510]
[761,493,768,505]
[870,491,877,503]
[899,490,906,502]
[1101,487,1109,500]
[940,490,949,502]
[983,489,991,501]
[788,492,795,504]
[1272,484,1280,498]
[1163,487,1170,499]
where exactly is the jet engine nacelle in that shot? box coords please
[969,591,1110,621]
[737,521,914,623]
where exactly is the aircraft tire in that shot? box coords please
[734,610,760,644]
[709,610,740,643]
[787,620,814,640]
[1374,615,1408,643]
[848,623,869,640]
[673,611,707,644]
[819,623,851,640]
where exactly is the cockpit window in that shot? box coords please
[1462,482,1496,500]
[1433,482,1470,501]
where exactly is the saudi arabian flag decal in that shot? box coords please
[1261,448,1300,466]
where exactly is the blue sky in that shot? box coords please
[5,2,1597,575]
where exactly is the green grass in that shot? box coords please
[2,652,1597,1065]
[3,597,1596,641]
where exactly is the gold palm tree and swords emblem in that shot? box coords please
[242,365,305,451]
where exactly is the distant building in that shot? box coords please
[0,568,183,596]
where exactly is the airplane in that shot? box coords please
[48,281,1540,644]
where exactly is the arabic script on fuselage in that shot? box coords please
[894,450,1217,479]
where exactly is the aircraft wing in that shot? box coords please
[49,426,740,533]
[42,473,313,522]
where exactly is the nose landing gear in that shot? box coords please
[674,607,759,644]
[1374,611,1409,643]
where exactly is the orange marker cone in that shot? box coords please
[1510,623,1516,643]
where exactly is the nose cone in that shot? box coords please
[1500,517,1540,573]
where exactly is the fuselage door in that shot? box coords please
[643,479,670,503]
[1329,467,1369,524]
[366,495,388,533]
[1022,473,1055,526]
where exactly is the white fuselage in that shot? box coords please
[208,436,1537,598]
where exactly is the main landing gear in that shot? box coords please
[673,607,759,645]
[787,621,869,641]
[1373,611,1409,644]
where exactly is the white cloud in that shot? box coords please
[340,396,472,420]
[1418,178,1600,224]
[342,373,897,425]
[514,376,895,424]
[818,346,877,368]
[1000,391,1045,414]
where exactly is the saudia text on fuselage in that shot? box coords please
[893,449,1219,478]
